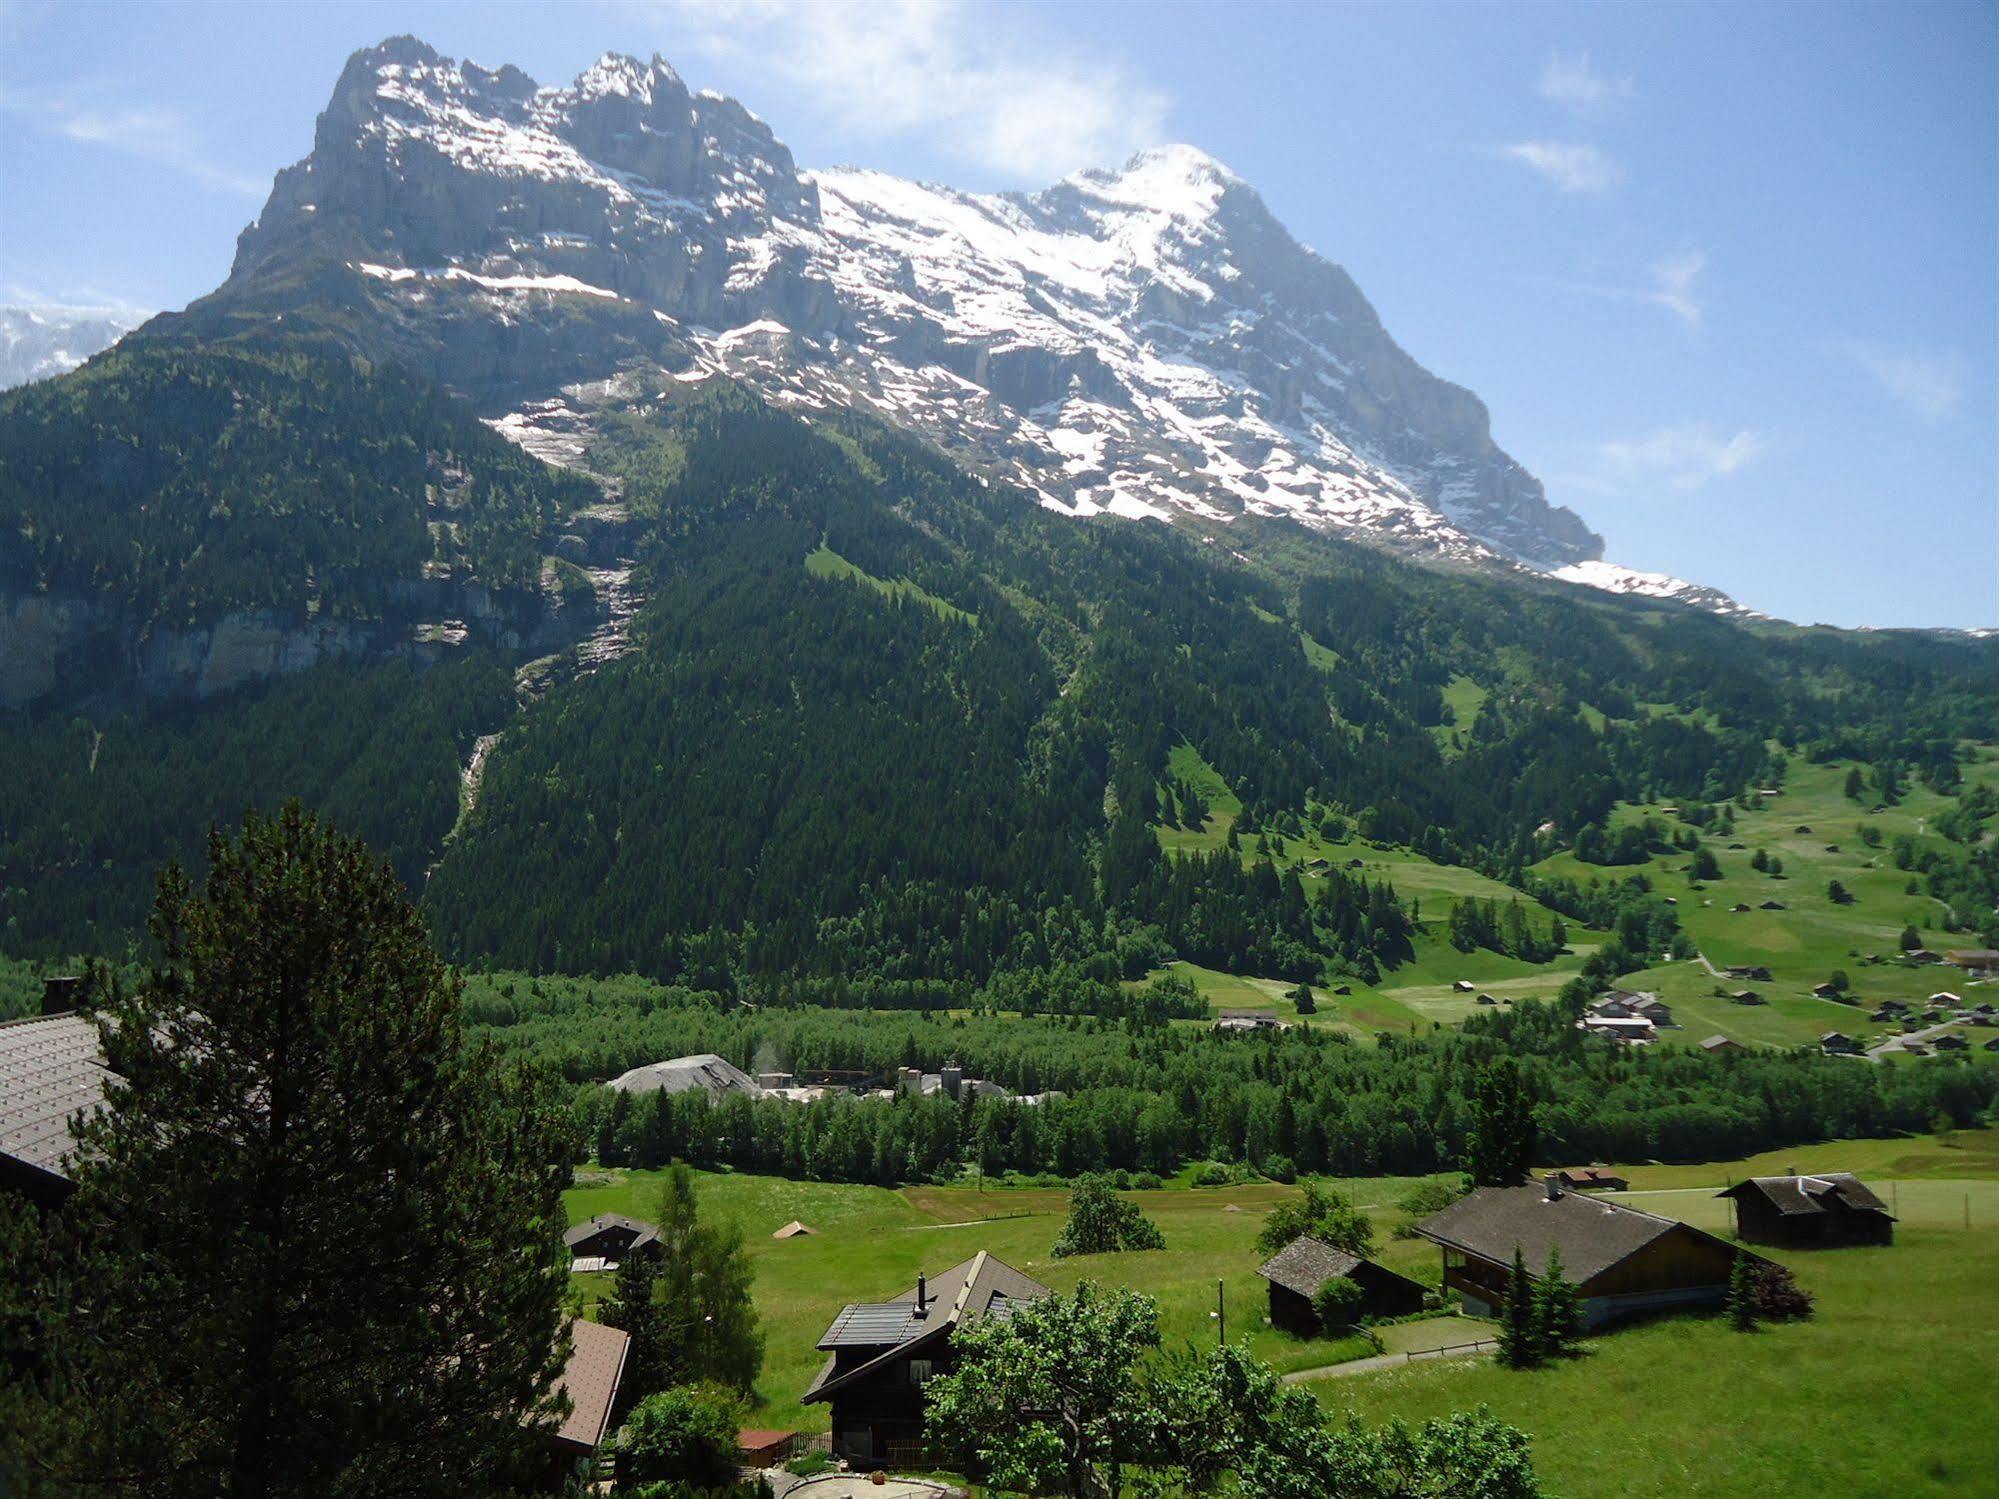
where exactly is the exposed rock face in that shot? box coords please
[0,578,587,710]
[189,37,1615,574]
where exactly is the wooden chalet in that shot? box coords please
[1700,1035,1744,1055]
[564,1213,660,1272]
[803,1251,1048,1467]
[1413,1177,1763,1330]
[1255,1236,1425,1335]
[1717,1174,1894,1248]
[1945,949,1999,975]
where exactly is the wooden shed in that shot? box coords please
[1255,1236,1426,1335]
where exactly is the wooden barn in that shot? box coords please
[1717,1173,1895,1248]
[803,1251,1047,1468]
[1255,1236,1426,1334]
[1414,1176,1764,1330]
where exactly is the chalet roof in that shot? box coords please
[803,1252,1047,1405]
[605,1052,762,1098]
[1256,1236,1366,1298]
[551,1318,630,1452]
[1555,1167,1628,1187]
[1717,1174,1894,1220]
[563,1213,659,1250]
[1413,1183,1722,1285]
[0,1012,111,1194]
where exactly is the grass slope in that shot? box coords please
[804,542,978,626]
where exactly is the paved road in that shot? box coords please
[1865,1018,1969,1061]
[1281,1339,1495,1384]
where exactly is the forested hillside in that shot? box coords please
[2,353,1995,993]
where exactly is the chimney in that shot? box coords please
[1545,1173,1564,1201]
[914,1273,928,1316]
[41,976,81,1015]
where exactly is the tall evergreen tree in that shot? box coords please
[650,1163,765,1393]
[599,1246,668,1409]
[4,803,574,1498]
[1530,1245,1584,1358]
[1496,1248,1538,1370]
[1726,1250,1758,1332]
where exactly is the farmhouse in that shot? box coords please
[1760,900,1786,911]
[1580,1014,1655,1044]
[1945,949,1999,975]
[0,998,112,1210]
[1929,992,1963,1007]
[1700,1035,1744,1055]
[1554,1166,1629,1192]
[1732,990,1765,1005]
[606,1053,763,1099]
[1812,983,1844,998]
[1414,1177,1761,1330]
[803,1251,1048,1466]
[563,1213,660,1273]
[1452,980,1477,993]
[1717,1173,1895,1248]
[1587,991,1673,1027]
[1725,965,1774,982]
[1820,1031,1860,1055]
[1255,1236,1426,1334]
[1933,1033,1968,1052]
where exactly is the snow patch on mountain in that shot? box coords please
[1551,559,1759,617]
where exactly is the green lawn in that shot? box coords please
[1330,1145,1999,1498]
[567,1130,1999,1492]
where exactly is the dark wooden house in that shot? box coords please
[1554,1166,1630,1191]
[563,1213,661,1271]
[547,1318,629,1465]
[1717,1173,1895,1248]
[1255,1236,1426,1335]
[1414,1177,1764,1330]
[803,1251,1048,1467]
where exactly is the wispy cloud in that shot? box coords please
[1596,423,1768,492]
[1500,140,1623,194]
[0,87,264,197]
[1829,340,1965,423]
[1539,52,1633,112]
[621,0,1169,181]
[1642,251,1704,327]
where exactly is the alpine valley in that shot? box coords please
[0,37,1993,987]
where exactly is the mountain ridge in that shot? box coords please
[173,37,1748,611]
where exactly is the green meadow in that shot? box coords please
[565,1129,1999,1490]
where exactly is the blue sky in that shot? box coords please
[2,0,1992,628]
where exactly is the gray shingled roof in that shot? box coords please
[1255,1236,1366,1298]
[803,1252,1048,1404]
[605,1052,763,1098]
[0,1012,110,1191]
[1717,1174,1894,1219]
[1413,1184,1691,1284]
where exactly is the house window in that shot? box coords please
[908,1359,935,1386]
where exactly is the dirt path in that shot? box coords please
[1281,1338,1495,1383]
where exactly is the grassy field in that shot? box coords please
[1330,1143,1999,1498]
[563,1129,1999,1489]
[804,542,977,626]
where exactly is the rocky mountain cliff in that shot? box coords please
[180,37,1685,588]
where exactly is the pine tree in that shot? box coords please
[1496,1248,1538,1369]
[600,1244,668,1408]
[1465,1059,1537,1186]
[11,803,574,1495]
[1531,1245,1584,1358]
[1726,1250,1758,1332]
[651,1163,765,1392]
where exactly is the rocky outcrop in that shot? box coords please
[0,577,593,710]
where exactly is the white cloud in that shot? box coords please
[1596,423,1768,491]
[0,87,264,196]
[1830,340,1965,422]
[1643,251,1704,327]
[1539,52,1633,112]
[1500,140,1622,194]
[620,0,1169,181]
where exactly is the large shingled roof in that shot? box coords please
[1413,1183,1696,1284]
[551,1318,630,1452]
[1717,1174,1894,1218]
[605,1053,762,1098]
[0,1012,110,1196]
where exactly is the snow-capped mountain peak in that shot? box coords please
[188,37,1746,610]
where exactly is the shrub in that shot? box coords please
[1750,1261,1815,1322]
[1255,1180,1374,1257]
[1262,1154,1297,1184]
[1394,1175,1470,1237]
[617,1383,746,1491]
[1311,1275,1365,1332]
